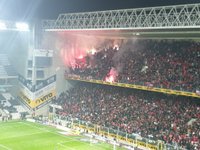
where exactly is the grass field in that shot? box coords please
[0,121,126,150]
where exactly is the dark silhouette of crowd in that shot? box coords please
[54,82,200,150]
[66,40,200,93]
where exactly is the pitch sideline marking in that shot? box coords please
[18,122,73,139]
[0,144,12,150]
[0,131,47,141]
[19,121,112,149]
[58,140,77,144]
[57,143,75,150]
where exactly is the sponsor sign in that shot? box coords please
[65,75,200,98]
[20,90,56,108]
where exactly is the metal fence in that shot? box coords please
[51,114,185,150]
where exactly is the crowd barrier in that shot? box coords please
[53,115,185,150]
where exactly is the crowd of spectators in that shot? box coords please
[67,40,200,93]
[54,82,200,150]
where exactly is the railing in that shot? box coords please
[65,74,200,99]
[51,114,185,150]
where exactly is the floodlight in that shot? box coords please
[16,22,29,31]
[0,22,6,30]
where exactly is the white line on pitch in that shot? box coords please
[0,131,46,141]
[0,144,12,150]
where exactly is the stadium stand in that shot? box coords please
[53,82,200,150]
[0,66,7,77]
[66,40,200,93]
[0,92,28,120]
[4,65,17,76]
[0,53,17,78]
[0,54,10,66]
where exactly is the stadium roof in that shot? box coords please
[60,28,200,39]
[0,0,200,20]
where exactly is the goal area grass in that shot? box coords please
[0,121,126,150]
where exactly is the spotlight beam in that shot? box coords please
[0,22,7,30]
[16,22,29,31]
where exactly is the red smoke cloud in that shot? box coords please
[105,67,118,83]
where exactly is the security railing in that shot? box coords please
[51,114,185,150]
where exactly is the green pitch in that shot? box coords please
[0,121,126,150]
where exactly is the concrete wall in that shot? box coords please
[40,32,73,96]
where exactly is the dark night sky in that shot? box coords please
[0,0,200,21]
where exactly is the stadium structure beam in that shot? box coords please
[42,3,200,31]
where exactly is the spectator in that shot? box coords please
[54,82,200,149]
[66,40,200,93]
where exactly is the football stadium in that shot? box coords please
[0,1,200,150]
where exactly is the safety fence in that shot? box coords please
[51,115,185,150]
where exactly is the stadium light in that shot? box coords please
[16,22,29,31]
[0,22,6,30]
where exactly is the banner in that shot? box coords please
[19,74,56,92]
[19,92,32,107]
[35,75,56,91]
[65,76,200,99]
[34,90,56,107]
[34,82,56,99]
[20,90,56,108]
[19,74,35,92]
[19,84,35,100]
[19,74,56,108]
